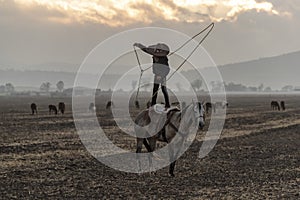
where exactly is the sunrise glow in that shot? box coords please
[11,0,282,26]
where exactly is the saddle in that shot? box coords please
[152,104,179,114]
[149,104,180,143]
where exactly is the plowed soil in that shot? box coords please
[0,94,299,199]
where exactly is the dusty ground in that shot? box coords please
[0,94,299,199]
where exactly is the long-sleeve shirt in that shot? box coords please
[137,44,170,78]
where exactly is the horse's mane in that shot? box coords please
[181,104,190,115]
[174,103,191,121]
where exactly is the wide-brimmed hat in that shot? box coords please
[148,43,170,55]
[156,43,169,52]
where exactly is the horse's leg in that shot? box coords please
[168,135,185,177]
[143,138,152,152]
[169,161,176,177]
[148,138,156,174]
[149,137,156,152]
[136,137,143,153]
[136,137,143,174]
[168,142,176,177]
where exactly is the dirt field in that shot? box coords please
[0,94,299,199]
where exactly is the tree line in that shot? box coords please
[0,81,65,94]
[0,79,298,95]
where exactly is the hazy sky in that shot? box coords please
[0,0,299,71]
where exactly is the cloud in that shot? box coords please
[7,0,286,26]
[0,0,299,69]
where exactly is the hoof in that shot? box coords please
[169,173,175,177]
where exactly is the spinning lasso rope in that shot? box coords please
[134,22,215,107]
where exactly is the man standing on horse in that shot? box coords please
[133,43,171,109]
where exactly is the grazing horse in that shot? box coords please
[135,100,140,109]
[280,101,285,111]
[30,103,37,115]
[204,102,215,114]
[215,101,228,109]
[146,101,151,109]
[223,101,229,108]
[49,105,58,115]
[58,102,65,114]
[271,101,280,111]
[106,101,114,109]
[135,102,205,177]
[181,101,186,109]
[89,103,96,112]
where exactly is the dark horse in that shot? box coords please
[135,102,205,177]
[31,103,37,115]
[89,102,96,112]
[58,102,65,114]
[146,101,151,109]
[106,101,114,109]
[135,100,140,109]
[215,101,228,109]
[271,101,280,111]
[280,101,286,111]
[204,102,215,114]
[49,105,58,115]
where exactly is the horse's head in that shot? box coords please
[191,101,205,129]
[198,102,206,129]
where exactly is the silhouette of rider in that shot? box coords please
[134,43,170,108]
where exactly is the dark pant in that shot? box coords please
[151,83,170,108]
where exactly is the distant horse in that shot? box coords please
[135,100,140,109]
[280,101,285,111]
[30,103,37,115]
[146,101,151,109]
[49,105,58,115]
[271,101,280,111]
[224,101,229,108]
[89,103,96,112]
[135,102,205,177]
[106,101,114,109]
[58,102,65,114]
[215,101,228,109]
[204,102,215,114]
[181,101,186,109]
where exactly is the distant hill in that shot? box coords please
[1,51,300,90]
[199,51,300,89]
